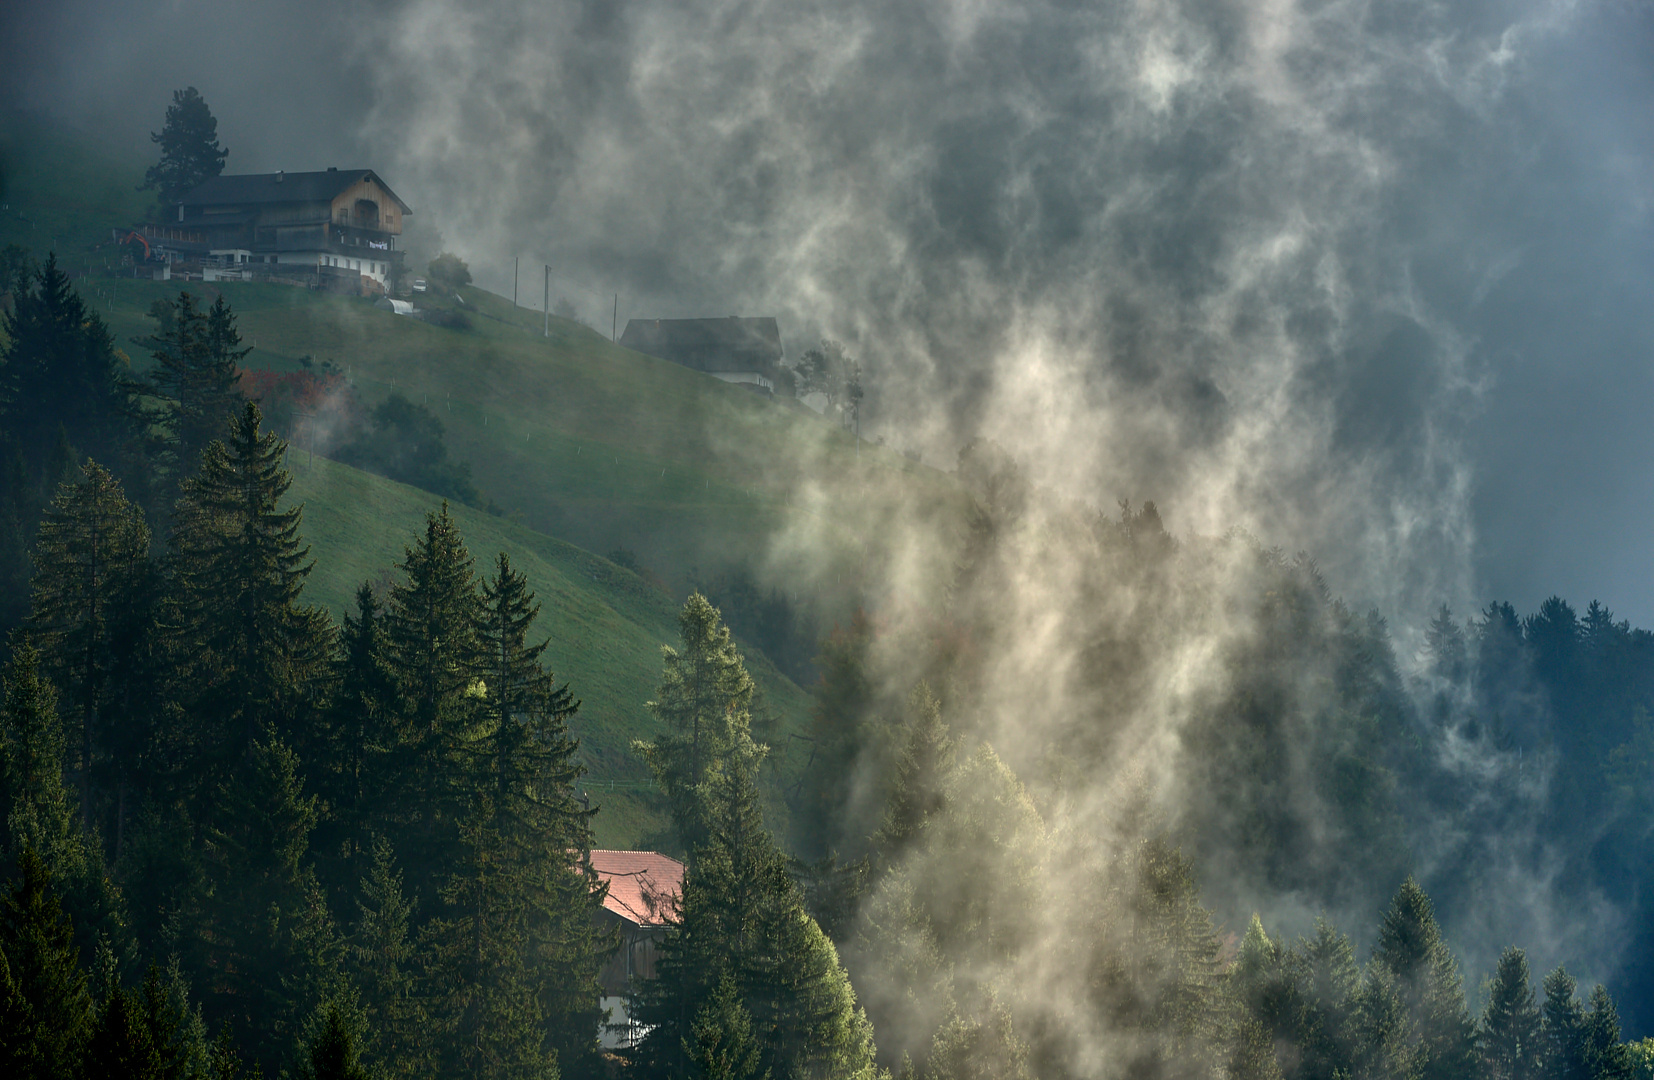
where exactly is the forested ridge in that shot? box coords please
[3,250,1654,1080]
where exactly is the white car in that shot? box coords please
[412,278,427,292]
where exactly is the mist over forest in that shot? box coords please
[3,1,1654,1079]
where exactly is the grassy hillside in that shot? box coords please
[291,453,816,850]
[0,110,974,847]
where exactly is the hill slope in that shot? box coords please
[289,452,813,850]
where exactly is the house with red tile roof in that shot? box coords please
[590,850,684,1049]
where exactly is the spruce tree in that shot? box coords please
[27,461,150,831]
[1541,967,1588,1080]
[170,401,331,777]
[686,971,765,1080]
[1583,985,1632,1080]
[294,996,374,1080]
[635,592,758,856]
[472,552,606,1075]
[1482,947,1541,1080]
[0,642,77,862]
[1371,878,1475,1080]
[0,848,95,1080]
[418,552,607,1080]
[139,291,246,496]
[141,87,229,207]
[872,681,955,866]
[349,838,426,1080]
[636,718,876,1080]
[380,504,481,897]
[1231,915,1297,1064]
[194,734,337,1068]
[86,981,165,1079]
[1288,918,1361,1080]
[315,585,400,885]
[0,255,140,493]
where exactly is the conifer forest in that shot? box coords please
[7,2,1654,1078]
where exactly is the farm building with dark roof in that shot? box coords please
[144,168,412,292]
[618,316,783,395]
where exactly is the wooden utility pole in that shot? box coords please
[513,257,519,308]
[543,264,550,337]
[612,294,618,342]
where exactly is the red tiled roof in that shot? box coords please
[590,850,684,928]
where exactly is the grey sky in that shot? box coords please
[4,0,1654,628]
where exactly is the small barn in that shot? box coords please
[590,849,685,1048]
[618,316,783,395]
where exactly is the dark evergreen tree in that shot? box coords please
[635,592,759,857]
[872,682,955,866]
[1541,967,1588,1080]
[1230,915,1297,1069]
[1370,878,1474,1080]
[417,552,607,1080]
[349,838,426,1080]
[0,641,126,961]
[314,585,400,885]
[27,461,150,832]
[1583,985,1632,1080]
[138,291,246,498]
[635,658,875,1080]
[86,981,165,1079]
[1350,964,1408,1080]
[169,402,331,781]
[380,504,481,897]
[1482,947,1542,1080]
[1289,918,1360,1080]
[294,996,375,1080]
[0,255,140,493]
[141,88,229,208]
[1424,604,1468,685]
[471,552,607,1076]
[685,971,765,1080]
[0,848,95,1080]
[193,734,338,1074]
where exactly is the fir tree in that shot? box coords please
[1231,915,1297,1065]
[315,585,400,884]
[1371,878,1475,1080]
[472,551,606,1076]
[170,401,330,775]
[1482,947,1542,1080]
[141,88,229,208]
[380,504,481,897]
[1583,985,1632,1080]
[796,610,874,860]
[194,735,336,1068]
[686,971,766,1080]
[0,848,95,1080]
[294,995,375,1080]
[418,552,607,1080]
[27,460,150,831]
[139,291,246,495]
[635,592,759,856]
[636,732,876,1080]
[86,981,166,1079]
[1542,967,1589,1080]
[349,838,426,1080]
[0,255,139,492]
[1289,918,1361,1080]
[872,681,955,866]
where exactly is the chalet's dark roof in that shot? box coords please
[619,316,782,374]
[590,850,683,928]
[179,169,412,213]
